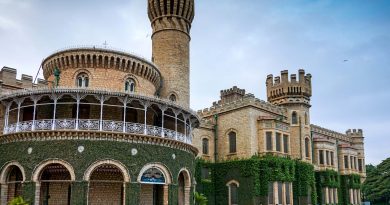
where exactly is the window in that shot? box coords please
[358,159,363,172]
[169,94,177,102]
[344,155,349,169]
[330,151,334,166]
[319,150,324,165]
[291,111,298,124]
[229,132,236,153]
[124,78,136,92]
[305,138,310,158]
[76,73,89,87]
[278,182,283,204]
[266,132,273,151]
[268,182,274,205]
[227,181,239,205]
[283,135,289,154]
[326,151,330,165]
[276,133,281,152]
[202,138,209,155]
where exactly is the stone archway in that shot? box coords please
[177,168,191,205]
[32,159,75,205]
[84,160,129,205]
[0,162,26,205]
[138,163,172,205]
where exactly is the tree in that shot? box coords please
[8,196,29,205]
[363,157,390,204]
[195,192,208,205]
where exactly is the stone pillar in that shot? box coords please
[163,185,169,205]
[184,187,191,205]
[34,182,41,205]
[21,182,36,205]
[168,184,178,205]
[1,184,8,205]
[126,183,140,205]
[324,187,329,204]
[329,188,334,204]
[70,181,88,205]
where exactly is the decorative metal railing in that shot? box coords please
[4,119,192,144]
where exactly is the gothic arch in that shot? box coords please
[83,159,130,182]
[137,163,172,184]
[0,161,26,184]
[32,159,76,182]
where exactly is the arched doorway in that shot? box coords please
[178,169,191,205]
[38,163,73,205]
[138,164,172,205]
[0,163,25,204]
[87,164,126,205]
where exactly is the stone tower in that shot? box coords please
[266,69,313,160]
[147,0,195,108]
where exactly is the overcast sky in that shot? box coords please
[0,0,389,165]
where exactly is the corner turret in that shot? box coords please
[266,69,312,107]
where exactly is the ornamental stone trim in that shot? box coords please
[0,131,198,155]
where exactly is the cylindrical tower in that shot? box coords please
[148,0,195,108]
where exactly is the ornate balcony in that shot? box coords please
[0,87,199,145]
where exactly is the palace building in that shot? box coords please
[0,0,365,205]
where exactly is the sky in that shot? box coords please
[0,0,389,165]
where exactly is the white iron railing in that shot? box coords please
[4,119,192,144]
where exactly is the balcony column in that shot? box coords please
[159,105,167,138]
[183,116,188,139]
[75,97,80,130]
[188,118,193,143]
[173,110,181,141]
[15,98,24,132]
[51,98,58,130]
[3,102,11,133]
[142,101,150,135]
[32,98,38,131]
[99,95,105,131]
[122,97,128,133]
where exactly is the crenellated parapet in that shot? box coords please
[311,124,351,143]
[266,69,312,106]
[0,67,47,92]
[220,86,245,104]
[147,0,194,37]
[197,92,287,118]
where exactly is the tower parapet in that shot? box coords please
[220,86,245,103]
[266,69,312,107]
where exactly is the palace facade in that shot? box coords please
[0,0,365,205]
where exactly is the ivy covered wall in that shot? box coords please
[0,140,196,205]
[195,156,317,205]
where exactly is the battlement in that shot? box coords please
[0,66,47,91]
[266,69,312,106]
[346,129,363,137]
[197,90,287,118]
[220,86,246,103]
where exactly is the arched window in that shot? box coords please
[228,131,236,153]
[227,181,239,205]
[202,138,209,155]
[291,111,298,124]
[305,138,310,158]
[76,73,89,88]
[169,94,177,102]
[124,78,136,93]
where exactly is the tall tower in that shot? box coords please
[266,69,313,160]
[148,0,195,108]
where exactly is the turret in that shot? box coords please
[220,86,245,104]
[148,0,195,107]
[266,69,312,107]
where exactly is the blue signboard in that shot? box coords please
[140,168,166,184]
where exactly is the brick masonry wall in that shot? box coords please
[152,30,190,107]
[47,67,156,96]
